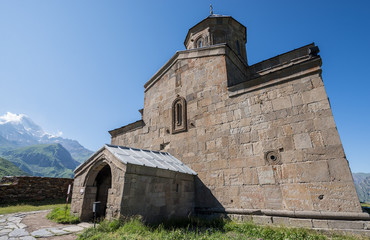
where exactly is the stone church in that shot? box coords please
[71,14,369,228]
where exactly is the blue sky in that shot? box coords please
[0,1,369,172]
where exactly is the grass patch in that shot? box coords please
[0,198,65,215]
[361,202,370,208]
[77,217,366,240]
[47,206,80,224]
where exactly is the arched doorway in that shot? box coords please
[79,160,116,221]
[93,164,112,218]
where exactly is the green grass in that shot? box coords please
[47,206,80,224]
[77,217,366,240]
[361,202,370,208]
[361,202,370,214]
[0,198,65,215]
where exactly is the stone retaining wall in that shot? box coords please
[0,176,73,203]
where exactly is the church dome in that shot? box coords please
[184,15,248,64]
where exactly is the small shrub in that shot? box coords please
[47,206,80,224]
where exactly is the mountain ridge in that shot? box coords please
[1,143,79,178]
[352,172,370,203]
[0,112,94,163]
[0,156,28,178]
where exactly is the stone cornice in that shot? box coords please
[228,56,322,97]
[108,120,145,138]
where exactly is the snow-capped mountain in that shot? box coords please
[0,112,93,163]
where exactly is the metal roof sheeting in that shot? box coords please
[105,144,197,175]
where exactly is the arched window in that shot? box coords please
[196,37,203,48]
[172,96,187,134]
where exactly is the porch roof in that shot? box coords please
[78,144,197,175]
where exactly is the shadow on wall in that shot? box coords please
[194,176,226,218]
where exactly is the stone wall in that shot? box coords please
[0,176,73,203]
[110,44,361,214]
[121,164,195,223]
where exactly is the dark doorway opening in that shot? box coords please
[94,164,112,219]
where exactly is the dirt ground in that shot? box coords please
[22,211,78,240]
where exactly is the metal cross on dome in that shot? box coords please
[210,4,213,15]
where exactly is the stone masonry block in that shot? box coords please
[365,221,370,230]
[327,158,353,182]
[289,218,313,228]
[272,216,290,226]
[294,133,313,149]
[302,87,327,104]
[296,161,330,183]
[312,219,329,229]
[327,220,364,230]
[239,185,265,209]
[280,184,313,211]
[263,185,282,209]
[311,75,324,88]
[313,116,336,130]
[290,93,303,107]
[272,96,292,111]
[257,166,275,185]
[252,215,272,225]
[228,214,252,222]
[321,128,342,146]
[242,167,259,185]
[309,131,325,148]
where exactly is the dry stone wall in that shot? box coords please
[0,176,73,203]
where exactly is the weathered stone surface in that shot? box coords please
[77,222,93,228]
[327,158,353,182]
[257,166,275,185]
[16,223,27,229]
[9,229,29,237]
[31,229,53,237]
[0,177,72,203]
[289,218,313,228]
[62,226,84,233]
[20,236,36,240]
[272,216,290,226]
[252,216,272,225]
[0,229,12,235]
[293,133,312,149]
[47,228,68,235]
[312,219,329,229]
[281,184,313,211]
[327,220,364,230]
[263,185,282,209]
[366,221,370,230]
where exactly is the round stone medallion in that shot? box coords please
[265,150,282,165]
